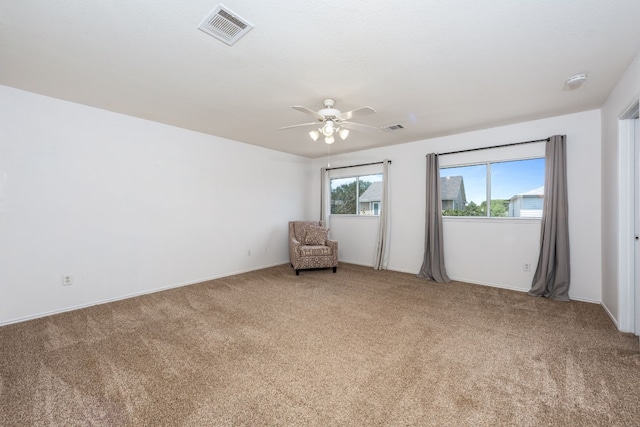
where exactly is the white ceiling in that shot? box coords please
[1,1,640,158]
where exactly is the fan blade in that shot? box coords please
[340,121,379,133]
[278,122,320,130]
[291,105,324,121]
[336,106,376,121]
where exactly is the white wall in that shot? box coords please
[0,85,309,325]
[601,51,640,329]
[309,110,602,302]
[0,83,611,325]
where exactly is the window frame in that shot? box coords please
[329,173,384,217]
[440,155,545,220]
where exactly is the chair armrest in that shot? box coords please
[289,237,302,257]
[325,239,338,252]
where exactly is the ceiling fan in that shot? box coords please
[279,99,377,144]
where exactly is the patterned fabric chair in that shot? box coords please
[289,221,338,275]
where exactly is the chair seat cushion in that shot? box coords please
[300,245,333,256]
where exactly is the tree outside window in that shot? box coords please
[330,174,382,215]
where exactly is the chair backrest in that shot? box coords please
[290,221,323,243]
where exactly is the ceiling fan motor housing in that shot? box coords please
[318,99,340,119]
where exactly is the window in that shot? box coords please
[331,174,383,215]
[440,158,545,217]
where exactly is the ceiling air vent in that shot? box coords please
[198,4,253,46]
[381,123,405,132]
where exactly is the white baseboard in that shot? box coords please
[448,276,529,294]
[600,301,620,330]
[338,259,373,268]
[0,261,287,327]
[2,260,604,327]
[369,266,602,305]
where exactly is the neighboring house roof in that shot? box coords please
[359,182,383,202]
[510,186,544,200]
[440,176,465,201]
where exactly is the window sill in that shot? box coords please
[442,216,541,225]
[329,215,380,219]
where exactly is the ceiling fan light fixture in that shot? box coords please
[338,128,350,140]
[322,121,335,136]
[325,135,335,144]
[309,129,320,141]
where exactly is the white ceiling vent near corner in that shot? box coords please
[198,4,253,46]
[381,123,405,132]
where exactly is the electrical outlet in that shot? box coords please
[247,249,251,256]
[522,263,531,272]
[62,274,73,286]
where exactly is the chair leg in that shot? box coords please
[333,267,337,273]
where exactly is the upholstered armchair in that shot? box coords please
[289,221,338,275]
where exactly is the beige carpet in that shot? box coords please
[1,263,639,426]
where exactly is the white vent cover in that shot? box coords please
[198,4,253,46]
[381,123,405,132]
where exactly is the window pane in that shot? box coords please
[331,177,357,214]
[440,164,487,216]
[491,158,545,217]
[330,174,384,216]
[358,174,383,215]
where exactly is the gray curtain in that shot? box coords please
[529,135,571,301]
[374,159,390,270]
[320,167,329,225]
[417,153,450,282]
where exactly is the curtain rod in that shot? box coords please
[436,138,550,156]
[326,160,391,171]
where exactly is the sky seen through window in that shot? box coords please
[441,158,545,204]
